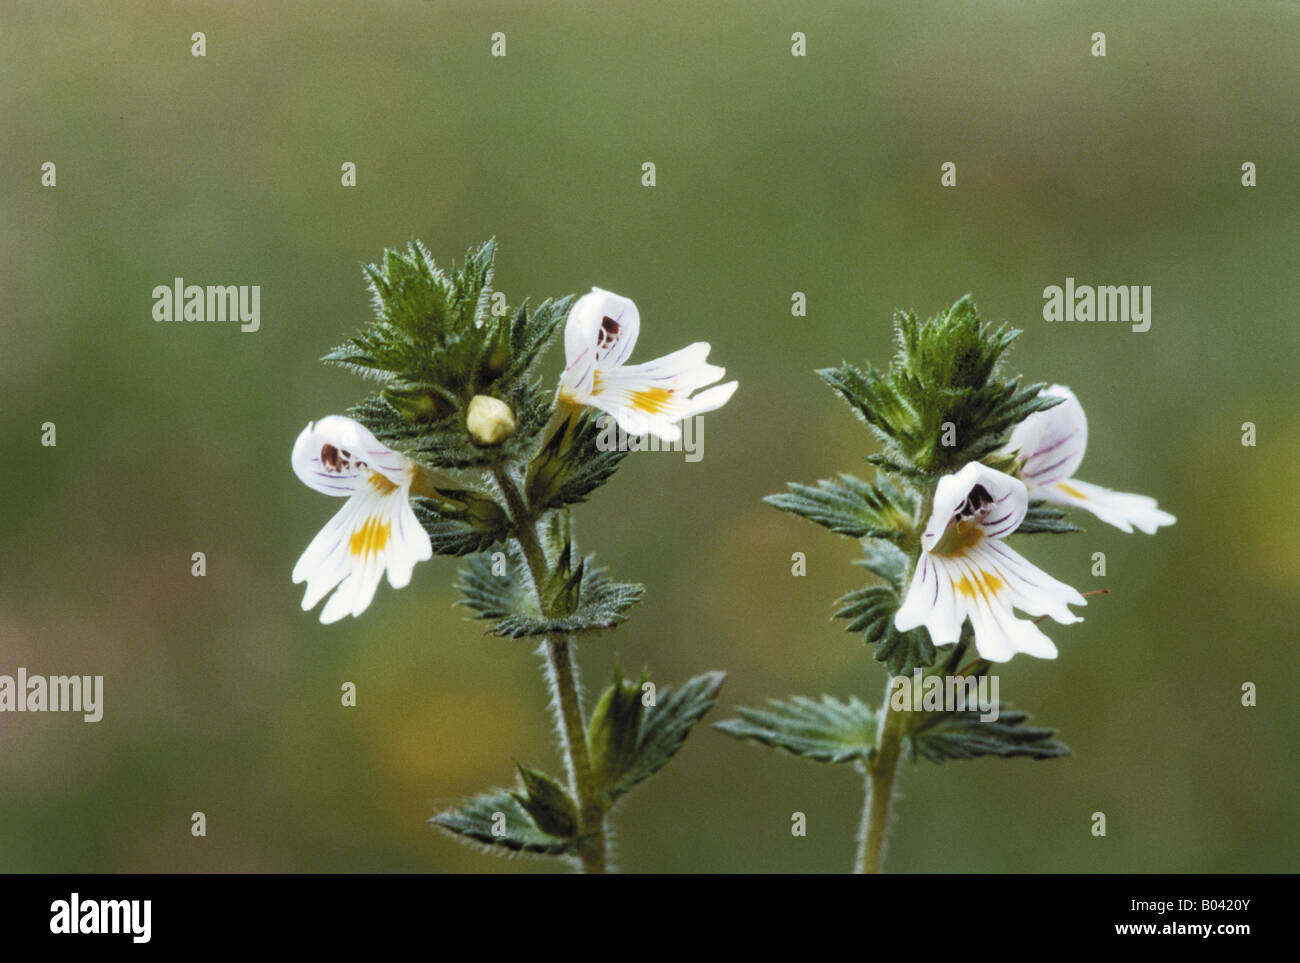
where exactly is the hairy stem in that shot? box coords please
[492,465,607,874]
[856,684,905,874]
[854,484,930,874]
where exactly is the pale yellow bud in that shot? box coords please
[466,394,516,445]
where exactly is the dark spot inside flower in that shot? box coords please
[321,444,349,472]
[598,316,621,352]
[960,484,993,518]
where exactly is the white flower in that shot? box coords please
[1005,385,1176,534]
[558,287,737,441]
[894,463,1086,662]
[291,416,432,624]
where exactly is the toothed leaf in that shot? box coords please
[456,543,644,638]
[715,695,878,764]
[595,670,726,806]
[764,474,915,541]
[430,788,577,855]
[1015,500,1084,534]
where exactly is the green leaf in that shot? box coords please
[906,708,1071,763]
[323,239,572,469]
[817,295,1065,478]
[348,380,552,471]
[429,788,576,856]
[409,490,509,556]
[456,543,644,638]
[325,239,497,388]
[900,629,1070,763]
[833,585,936,675]
[587,668,649,801]
[1015,499,1083,534]
[490,297,574,397]
[855,539,911,592]
[591,670,726,808]
[715,695,878,764]
[511,766,579,839]
[764,474,915,541]
[525,409,629,512]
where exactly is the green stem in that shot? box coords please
[492,465,607,874]
[855,484,929,874]
[856,683,905,874]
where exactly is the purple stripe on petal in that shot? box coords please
[985,542,1044,586]
[1032,453,1075,478]
[1024,430,1077,463]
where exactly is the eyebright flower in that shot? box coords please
[557,287,737,441]
[291,416,432,624]
[894,462,1086,662]
[1005,385,1176,534]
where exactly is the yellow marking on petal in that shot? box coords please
[954,566,1002,603]
[349,515,391,558]
[1057,482,1087,499]
[367,471,400,496]
[629,386,673,415]
[591,371,603,395]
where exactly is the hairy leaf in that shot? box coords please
[512,766,579,839]
[1015,500,1083,534]
[456,543,644,638]
[323,239,572,468]
[409,490,509,557]
[526,410,629,512]
[817,295,1064,478]
[592,670,726,808]
[833,584,936,675]
[902,627,1070,763]
[906,708,1070,763]
[715,695,878,764]
[764,474,915,541]
[429,788,576,856]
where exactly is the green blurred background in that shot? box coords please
[2,0,1296,873]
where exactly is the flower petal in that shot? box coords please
[292,415,413,496]
[894,554,962,646]
[561,288,640,396]
[973,540,1086,624]
[1005,385,1088,490]
[923,463,1028,552]
[1043,478,1176,534]
[941,550,1075,661]
[292,485,432,624]
[577,343,736,441]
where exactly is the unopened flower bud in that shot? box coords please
[466,394,516,446]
